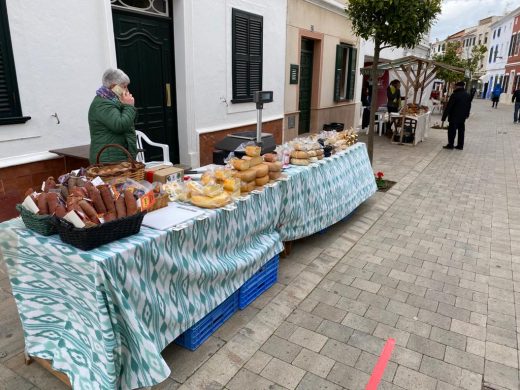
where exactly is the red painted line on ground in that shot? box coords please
[365,338,396,390]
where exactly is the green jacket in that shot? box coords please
[88,96,138,164]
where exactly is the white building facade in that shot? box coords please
[483,14,515,100]
[0,0,287,170]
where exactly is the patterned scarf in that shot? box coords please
[96,86,119,102]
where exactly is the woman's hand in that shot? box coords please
[120,90,135,106]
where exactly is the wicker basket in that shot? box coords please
[16,204,57,236]
[148,192,169,212]
[53,212,145,251]
[86,144,145,184]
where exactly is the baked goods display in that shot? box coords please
[288,140,324,166]
[21,175,142,228]
[400,103,429,116]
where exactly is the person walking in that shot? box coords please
[513,87,520,124]
[442,81,472,150]
[491,83,502,108]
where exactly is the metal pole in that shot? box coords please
[256,107,262,144]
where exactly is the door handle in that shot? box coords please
[166,83,172,107]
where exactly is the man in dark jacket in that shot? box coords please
[442,81,472,150]
[513,88,520,123]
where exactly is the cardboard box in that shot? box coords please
[145,164,172,183]
[153,166,184,183]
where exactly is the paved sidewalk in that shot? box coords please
[1,99,519,389]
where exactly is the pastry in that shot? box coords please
[290,158,310,166]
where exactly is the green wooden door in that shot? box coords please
[112,10,179,163]
[298,38,314,135]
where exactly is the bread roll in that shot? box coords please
[223,178,240,192]
[245,145,261,157]
[264,161,282,172]
[269,171,282,180]
[246,181,256,193]
[290,158,310,166]
[242,155,263,167]
[191,192,231,208]
[263,153,278,162]
[233,169,256,182]
[231,159,250,171]
[307,150,317,157]
[253,164,269,178]
[255,175,269,186]
[291,151,310,159]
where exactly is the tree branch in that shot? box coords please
[380,45,392,50]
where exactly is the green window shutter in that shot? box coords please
[333,45,343,102]
[346,47,357,100]
[232,9,263,103]
[0,1,22,120]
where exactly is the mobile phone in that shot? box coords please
[111,85,125,98]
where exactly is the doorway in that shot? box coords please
[298,38,314,135]
[112,8,179,163]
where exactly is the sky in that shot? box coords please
[430,0,516,41]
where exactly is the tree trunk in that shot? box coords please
[367,39,381,164]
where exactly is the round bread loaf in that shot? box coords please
[233,168,256,182]
[255,175,269,186]
[253,164,269,178]
[290,158,310,166]
[290,150,310,159]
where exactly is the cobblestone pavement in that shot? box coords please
[1,99,519,389]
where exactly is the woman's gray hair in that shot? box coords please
[102,68,130,87]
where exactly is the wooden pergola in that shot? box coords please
[361,56,464,105]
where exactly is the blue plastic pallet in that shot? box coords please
[175,291,238,351]
[238,255,279,309]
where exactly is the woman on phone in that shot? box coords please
[88,68,137,163]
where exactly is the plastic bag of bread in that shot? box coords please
[186,181,205,197]
[191,191,231,208]
[203,184,224,198]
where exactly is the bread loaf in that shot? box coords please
[233,169,256,182]
[253,164,269,178]
[242,155,263,167]
[255,175,269,186]
[269,171,282,180]
[231,159,250,171]
[191,192,231,208]
[264,161,282,172]
[245,145,261,157]
[263,153,278,162]
[290,158,310,166]
[291,151,310,159]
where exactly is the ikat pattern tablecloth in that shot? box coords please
[0,184,283,390]
[0,143,375,389]
[278,142,377,241]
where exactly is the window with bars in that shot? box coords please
[0,1,29,125]
[231,8,263,103]
[333,44,357,102]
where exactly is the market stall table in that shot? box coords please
[0,186,283,389]
[0,142,377,389]
[278,142,376,241]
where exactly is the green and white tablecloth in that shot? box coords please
[0,142,375,389]
[278,142,376,241]
[0,185,283,390]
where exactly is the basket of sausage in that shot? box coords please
[16,177,65,236]
[53,181,145,251]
